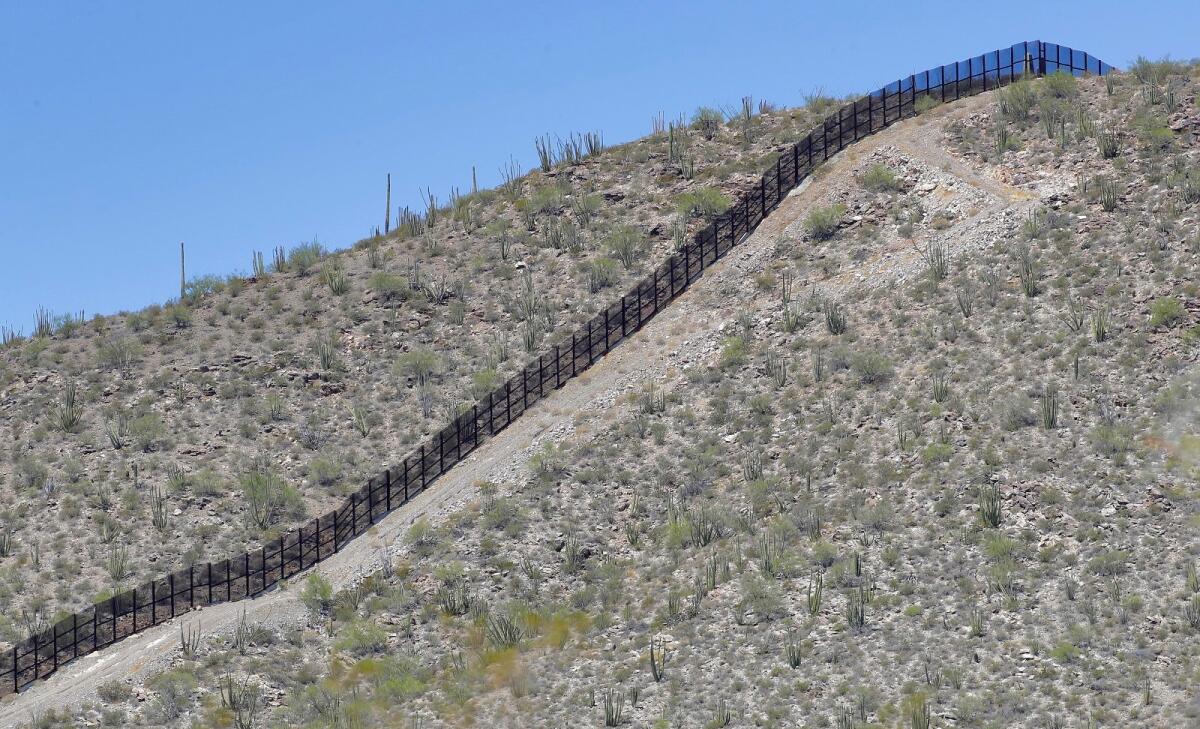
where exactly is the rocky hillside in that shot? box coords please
[10,59,1200,728]
[0,97,821,646]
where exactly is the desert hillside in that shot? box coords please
[0,96,814,645]
[5,59,1200,728]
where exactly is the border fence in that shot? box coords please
[1,40,1111,696]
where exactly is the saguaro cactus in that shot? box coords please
[384,173,391,234]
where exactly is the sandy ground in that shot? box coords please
[0,92,1023,728]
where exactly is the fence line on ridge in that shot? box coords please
[1,39,1112,696]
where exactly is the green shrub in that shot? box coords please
[308,457,342,487]
[1040,70,1078,99]
[738,575,786,621]
[914,95,940,114]
[676,188,731,218]
[334,618,388,656]
[406,518,439,557]
[369,272,407,302]
[181,275,224,305]
[1049,641,1080,664]
[1088,550,1129,576]
[189,469,223,497]
[719,337,748,369]
[1149,297,1184,328]
[1134,111,1173,150]
[691,107,724,139]
[241,467,304,530]
[396,348,440,387]
[96,335,139,369]
[804,204,845,240]
[850,350,892,384]
[921,442,953,464]
[129,414,167,452]
[606,225,646,268]
[587,257,620,293]
[166,304,192,329]
[287,241,325,275]
[482,496,524,533]
[859,164,901,192]
[1090,423,1134,458]
[149,668,197,721]
[530,184,563,214]
[997,79,1037,121]
[97,680,132,703]
[300,573,334,615]
[470,368,500,400]
[1130,56,1187,85]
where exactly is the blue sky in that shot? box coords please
[2,1,1197,331]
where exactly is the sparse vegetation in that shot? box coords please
[3,51,1195,729]
[804,204,846,240]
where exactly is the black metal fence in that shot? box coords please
[1,40,1111,696]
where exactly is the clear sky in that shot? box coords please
[2,1,1197,331]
